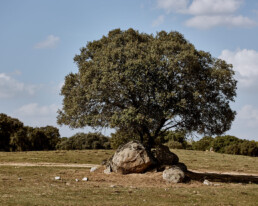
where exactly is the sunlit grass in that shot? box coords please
[1,149,257,173]
[0,149,258,205]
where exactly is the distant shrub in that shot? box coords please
[192,135,258,157]
[224,143,241,155]
[239,141,258,156]
[212,135,240,153]
[109,129,139,149]
[162,130,190,149]
[166,140,184,149]
[192,136,213,151]
[163,130,186,144]
[57,133,110,150]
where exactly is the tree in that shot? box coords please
[110,129,139,149]
[38,126,60,150]
[192,136,214,151]
[57,28,237,149]
[26,126,60,151]
[212,135,240,153]
[56,132,110,150]
[0,113,24,151]
[163,130,188,149]
[9,127,30,151]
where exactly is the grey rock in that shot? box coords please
[104,165,112,174]
[110,141,155,174]
[162,166,185,183]
[82,177,88,181]
[203,179,212,185]
[90,167,98,172]
[54,176,61,180]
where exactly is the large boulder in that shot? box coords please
[152,144,179,166]
[110,141,155,174]
[162,166,185,183]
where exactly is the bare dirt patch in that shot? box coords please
[0,162,98,168]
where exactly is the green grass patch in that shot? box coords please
[1,149,258,173]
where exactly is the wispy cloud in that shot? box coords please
[219,49,258,88]
[185,15,256,29]
[187,0,242,15]
[0,73,36,99]
[34,35,60,49]
[157,0,189,13]
[155,0,256,29]
[15,103,59,117]
[152,15,165,27]
[12,103,59,128]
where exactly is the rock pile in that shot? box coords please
[104,141,187,183]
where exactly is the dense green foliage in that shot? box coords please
[163,130,189,149]
[193,135,258,156]
[57,28,237,148]
[109,129,139,149]
[0,113,24,151]
[192,136,214,151]
[212,135,240,153]
[0,113,60,151]
[56,132,110,150]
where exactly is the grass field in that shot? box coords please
[0,149,258,205]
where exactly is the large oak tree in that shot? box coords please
[57,28,237,148]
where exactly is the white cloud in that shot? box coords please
[156,0,256,29]
[0,73,36,99]
[157,0,189,13]
[12,103,59,128]
[185,15,256,29]
[152,15,165,27]
[15,103,59,117]
[187,0,242,15]
[34,35,60,49]
[219,49,258,88]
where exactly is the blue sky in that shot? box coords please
[1,0,258,140]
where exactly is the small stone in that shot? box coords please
[75,179,79,182]
[110,185,116,188]
[90,167,98,172]
[18,177,22,181]
[66,182,70,186]
[82,177,88,181]
[203,179,212,186]
[104,166,112,174]
[55,176,61,180]
[162,166,185,183]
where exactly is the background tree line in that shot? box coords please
[0,113,60,151]
[1,113,257,156]
[0,113,110,151]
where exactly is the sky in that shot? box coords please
[1,0,258,141]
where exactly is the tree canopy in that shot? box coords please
[57,28,237,148]
[0,113,60,151]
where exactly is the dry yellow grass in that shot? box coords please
[0,149,258,205]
